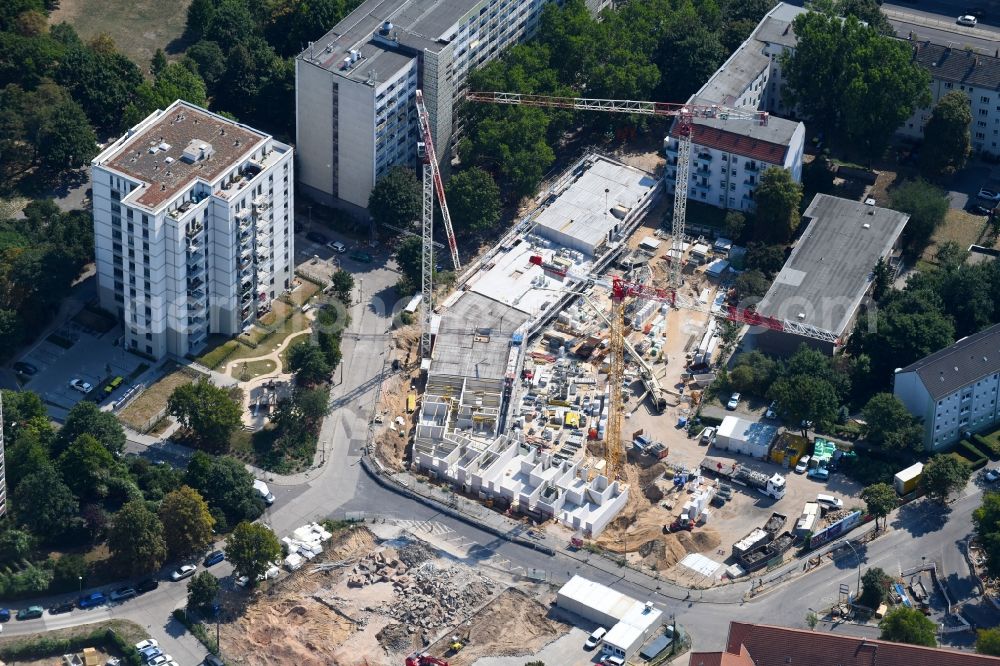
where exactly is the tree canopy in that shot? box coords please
[368,166,421,233]
[13,465,78,542]
[107,500,166,577]
[973,492,1000,577]
[226,521,282,585]
[184,451,264,530]
[168,380,243,453]
[890,179,949,252]
[753,167,803,243]
[922,454,972,502]
[920,91,972,177]
[287,340,331,385]
[159,485,216,559]
[859,567,893,609]
[860,483,898,531]
[187,570,220,614]
[861,393,922,451]
[781,12,930,160]
[879,606,937,646]
[54,400,126,458]
[446,167,502,234]
[977,628,1000,656]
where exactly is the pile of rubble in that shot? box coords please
[380,562,496,632]
[347,547,407,587]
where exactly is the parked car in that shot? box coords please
[135,639,159,652]
[148,654,173,666]
[203,550,225,567]
[136,578,159,594]
[327,240,347,253]
[78,591,107,609]
[140,647,163,662]
[0,608,9,622]
[808,467,830,481]
[958,14,978,26]
[968,203,993,216]
[699,427,716,445]
[795,456,811,474]
[726,392,741,410]
[764,401,777,419]
[305,231,328,245]
[978,188,1000,201]
[169,564,197,581]
[985,469,999,483]
[253,479,275,505]
[16,606,43,620]
[12,361,38,375]
[203,656,225,666]
[49,600,75,614]
[69,378,94,394]
[110,587,136,602]
[585,626,607,649]
[816,494,844,509]
[350,251,373,263]
[602,656,626,666]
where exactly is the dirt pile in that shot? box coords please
[676,528,721,552]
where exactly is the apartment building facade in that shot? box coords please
[893,323,1000,451]
[900,41,1000,156]
[668,2,807,211]
[91,100,294,360]
[295,0,610,211]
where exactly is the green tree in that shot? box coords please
[57,434,118,501]
[934,241,969,272]
[655,4,725,102]
[13,465,78,541]
[782,13,930,160]
[744,242,786,277]
[159,486,216,559]
[168,380,243,453]
[753,167,803,243]
[56,37,144,131]
[731,269,769,301]
[977,627,1000,656]
[861,393,921,451]
[0,528,34,564]
[890,178,948,252]
[51,553,88,592]
[394,235,423,294]
[859,567,893,608]
[151,48,167,76]
[36,97,97,172]
[768,374,839,435]
[128,457,184,502]
[287,341,331,385]
[185,40,226,88]
[330,269,354,304]
[124,61,208,126]
[861,483,898,531]
[920,91,972,177]
[185,0,217,41]
[205,0,258,53]
[973,492,1000,577]
[729,351,778,396]
[723,211,745,241]
[55,400,126,458]
[187,570,220,613]
[871,257,892,302]
[879,606,937,646]
[805,611,819,630]
[107,500,166,577]
[446,167,502,234]
[184,452,264,527]
[368,166,422,233]
[225,521,281,585]
[922,454,972,503]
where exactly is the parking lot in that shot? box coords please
[17,319,147,421]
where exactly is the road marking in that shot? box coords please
[397,519,454,536]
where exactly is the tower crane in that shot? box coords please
[414,89,462,360]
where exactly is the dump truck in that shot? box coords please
[700,457,786,499]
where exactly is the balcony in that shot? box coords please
[187,262,205,279]
[186,224,204,240]
[745,162,760,172]
[695,152,713,162]
[252,194,271,211]
[187,241,202,254]
[188,277,204,291]
[691,180,711,191]
[188,315,205,328]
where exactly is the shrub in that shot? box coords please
[957,440,988,464]
[972,433,1000,460]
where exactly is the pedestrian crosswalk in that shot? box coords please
[395,519,455,536]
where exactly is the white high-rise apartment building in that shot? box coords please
[91,101,294,360]
[295,0,611,211]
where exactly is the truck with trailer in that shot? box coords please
[700,457,786,499]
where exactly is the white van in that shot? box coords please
[795,455,810,474]
[253,479,275,505]
[816,494,843,509]
[327,240,347,253]
[585,627,607,649]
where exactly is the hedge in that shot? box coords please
[958,439,989,463]
[0,627,142,666]
[972,433,1000,460]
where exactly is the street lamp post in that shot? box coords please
[78,576,83,594]
[843,540,862,599]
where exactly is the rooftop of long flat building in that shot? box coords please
[430,292,530,383]
[670,115,801,163]
[96,101,269,210]
[756,194,909,336]
[298,0,476,82]
[899,323,1000,400]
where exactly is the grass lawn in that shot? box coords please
[48,0,192,66]
[921,209,991,264]
[229,358,278,380]
[118,366,196,431]
[287,279,322,306]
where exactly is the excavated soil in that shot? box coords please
[424,588,570,666]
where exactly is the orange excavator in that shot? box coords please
[405,655,449,666]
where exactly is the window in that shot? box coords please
[981,108,989,116]
[983,96,991,103]
[977,131,986,139]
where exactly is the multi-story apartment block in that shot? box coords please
[900,41,1000,157]
[295,0,610,211]
[664,117,804,213]
[893,323,1000,451]
[91,100,294,360]
[667,2,807,212]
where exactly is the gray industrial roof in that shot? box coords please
[430,292,529,383]
[689,112,801,148]
[297,0,475,82]
[753,3,806,49]
[899,323,1000,400]
[756,194,909,336]
[911,41,1000,91]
